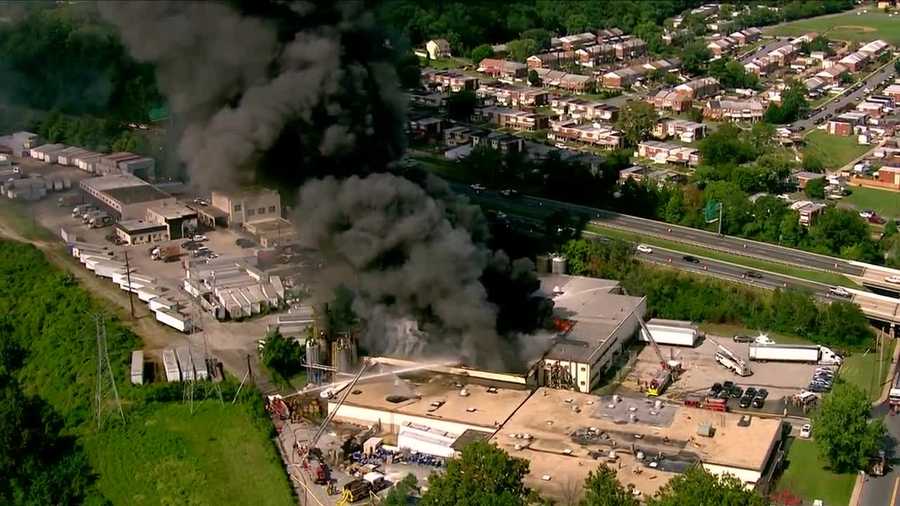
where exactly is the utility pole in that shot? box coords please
[123,251,135,319]
[94,314,124,429]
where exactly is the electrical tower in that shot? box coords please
[94,314,124,429]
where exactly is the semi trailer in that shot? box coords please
[638,319,699,347]
[748,343,842,365]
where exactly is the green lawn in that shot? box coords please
[769,9,900,45]
[584,224,858,288]
[840,340,895,402]
[775,439,856,506]
[844,185,900,220]
[84,401,294,506]
[804,130,872,170]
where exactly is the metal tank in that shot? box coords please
[306,337,322,384]
[551,255,567,274]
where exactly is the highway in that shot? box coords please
[457,185,866,276]
[860,403,900,506]
[791,56,899,133]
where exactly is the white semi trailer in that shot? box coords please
[638,319,699,347]
[748,343,842,365]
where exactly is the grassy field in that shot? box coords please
[769,9,900,45]
[775,439,856,506]
[84,401,294,506]
[840,339,895,402]
[585,224,857,288]
[803,130,872,170]
[844,185,900,219]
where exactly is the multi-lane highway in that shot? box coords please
[457,185,866,276]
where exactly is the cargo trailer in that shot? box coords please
[163,348,180,382]
[638,319,699,347]
[130,350,144,385]
[176,346,194,381]
[748,343,842,365]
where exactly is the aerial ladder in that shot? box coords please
[714,344,752,376]
[637,318,682,396]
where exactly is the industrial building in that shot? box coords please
[183,257,285,320]
[79,174,175,220]
[114,219,170,245]
[208,188,282,228]
[146,203,198,240]
[536,274,646,392]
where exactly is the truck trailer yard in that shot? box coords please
[623,333,825,410]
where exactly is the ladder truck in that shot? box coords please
[715,344,752,377]
[637,318,682,396]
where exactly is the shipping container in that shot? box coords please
[130,350,144,385]
[155,308,192,333]
[639,319,699,347]
[163,348,181,382]
[176,346,194,381]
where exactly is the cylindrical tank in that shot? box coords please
[331,335,356,373]
[535,254,551,274]
[306,338,321,383]
[551,255,567,274]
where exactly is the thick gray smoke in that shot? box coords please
[101,1,521,369]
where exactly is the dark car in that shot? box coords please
[739,395,753,408]
[733,335,754,343]
[743,271,763,279]
[731,386,744,399]
[709,382,723,397]
[744,387,757,399]
[752,389,768,409]
[235,238,256,248]
[683,255,701,264]
[808,383,829,393]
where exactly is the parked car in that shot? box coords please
[752,389,768,409]
[739,394,753,408]
[682,255,701,264]
[800,423,812,439]
[733,335,754,343]
[192,234,208,242]
[859,209,875,219]
[709,383,723,397]
[636,244,653,254]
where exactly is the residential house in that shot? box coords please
[550,97,618,122]
[794,171,825,189]
[476,82,549,107]
[595,28,625,43]
[707,37,736,57]
[815,64,848,84]
[618,165,648,183]
[474,107,549,131]
[729,27,762,45]
[444,125,482,147]
[471,131,525,153]
[744,56,776,76]
[827,112,868,136]
[648,89,693,113]
[885,84,900,102]
[789,32,818,45]
[768,44,797,66]
[703,99,765,122]
[547,120,623,149]
[790,200,826,226]
[838,51,869,72]
[574,44,616,67]
[876,166,900,189]
[613,38,647,59]
[652,119,707,142]
[804,77,826,95]
[527,50,575,69]
[636,140,700,166]
[859,39,890,57]
[426,39,452,60]
[558,74,596,94]
[408,114,444,140]
[410,91,449,109]
[424,70,478,92]
[559,32,597,51]
[674,77,719,100]
[477,59,528,81]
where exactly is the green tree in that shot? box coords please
[804,178,826,199]
[528,69,542,87]
[802,153,824,172]
[895,59,900,74]
[813,382,885,472]
[681,40,711,75]
[447,90,477,120]
[420,441,532,506]
[260,330,304,380]
[507,38,538,61]
[580,465,639,506]
[520,28,552,50]
[749,122,775,152]
[699,124,757,167]
[470,44,494,64]
[397,52,423,89]
[616,101,657,147]
[383,473,418,506]
[647,466,767,506]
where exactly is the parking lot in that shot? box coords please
[621,333,826,410]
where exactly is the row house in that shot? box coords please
[596,28,626,43]
[471,131,525,154]
[857,100,888,120]
[703,99,765,122]
[550,97,619,122]
[423,70,478,92]
[613,38,647,60]
[574,44,616,67]
[408,114,444,141]
[859,39,890,57]
[636,140,700,166]
[674,77,719,100]
[838,51,869,72]
[652,119,707,143]
[707,37,736,57]
[875,166,900,189]
[804,77,827,95]
[618,165,648,183]
[789,32,818,45]
[477,59,528,81]
[827,112,869,136]
[648,89,693,113]
[476,82,549,107]
[815,63,848,84]
[601,58,680,89]
[527,50,575,69]
[547,120,623,149]
[744,56,777,76]
[768,44,797,67]
[728,27,762,46]
[557,32,597,51]
[790,200,826,227]
[884,84,900,102]
[409,91,448,109]
[443,125,483,147]
[474,106,549,131]
[531,69,597,94]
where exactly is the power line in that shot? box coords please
[94,314,124,429]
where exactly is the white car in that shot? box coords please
[859,209,875,219]
[886,275,900,284]
[800,423,812,439]
[829,286,851,298]
[636,244,653,254]
[192,234,208,242]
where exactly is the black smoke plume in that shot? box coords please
[100,1,545,369]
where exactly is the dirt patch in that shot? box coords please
[831,25,877,33]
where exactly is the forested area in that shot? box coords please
[562,238,874,349]
[0,241,292,505]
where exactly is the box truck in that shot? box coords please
[638,319,699,347]
[748,343,842,365]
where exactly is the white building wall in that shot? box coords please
[701,463,762,488]
[329,403,496,436]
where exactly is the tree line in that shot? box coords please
[562,237,874,349]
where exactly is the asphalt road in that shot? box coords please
[458,185,865,276]
[791,57,899,133]
[860,403,900,506]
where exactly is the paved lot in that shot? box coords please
[623,334,823,406]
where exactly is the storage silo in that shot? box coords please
[551,255,567,274]
[306,337,322,383]
[535,254,552,274]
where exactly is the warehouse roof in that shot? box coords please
[105,185,172,205]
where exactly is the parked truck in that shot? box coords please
[715,345,752,376]
[748,343,842,365]
[638,319,699,347]
[89,213,112,228]
[151,245,182,262]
